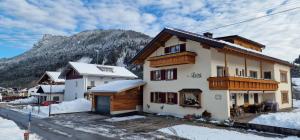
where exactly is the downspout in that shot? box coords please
[291,63,294,108]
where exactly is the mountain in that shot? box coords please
[0,29,151,88]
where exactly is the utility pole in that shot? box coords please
[49,81,52,117]
[95,49,99,64]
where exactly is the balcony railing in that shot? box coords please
[148,51,197,67]
[207,76,278,91]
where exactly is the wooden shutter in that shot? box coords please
[173,68,177,80]
[150,71,154,81]
[160,92,166,103]
[161,69,166,80]
[150,92,154,102]
[180,44,186,52]
[174,93,178,104]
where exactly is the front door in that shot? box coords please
[244,94,249,105]
[96,96,111,114]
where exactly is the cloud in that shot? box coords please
[0,0,299,61]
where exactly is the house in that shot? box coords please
[292,78,300,100]
[59,62,138,101]
[18,88,28,97]
[28,86,40,97]
[131,27,292,120]
[35,85,65,102]
[89,79,146,115]
[37,71,65,85]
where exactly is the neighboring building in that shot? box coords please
[37,71,65,85]
[18,88,28,97]
[131,28,292,120]
[0,93,2,102]
[35,85,65,102]
[89,80,146,115]
[28,86,40,97]
[292,78,300,100]
[59,62,138,101]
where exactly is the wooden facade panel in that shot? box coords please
[111,88,142,111]
[208,77,278,91]
[234,39,262,52]
[148,51,197,67]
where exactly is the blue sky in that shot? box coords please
[0,0,300,61]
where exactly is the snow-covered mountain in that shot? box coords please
[0,29,151,88]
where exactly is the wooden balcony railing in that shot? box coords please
[148,51,197,67]
[207,76,278,91]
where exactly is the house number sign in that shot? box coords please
[187,72,202,78]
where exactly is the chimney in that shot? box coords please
[203,32,213,38]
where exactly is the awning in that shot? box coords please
[178,89,202,93]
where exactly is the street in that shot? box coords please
[0,108,117,140]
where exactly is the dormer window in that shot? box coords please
[165,44,186,54]
[97,66,114,73]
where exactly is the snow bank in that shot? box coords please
[250,100,300,129]
[105,115,145,122]
[15,99,91,118]
[10,97,37,104]
[158,124,299,140]
[0,117,41,140]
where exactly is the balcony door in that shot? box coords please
[217,66,225,77]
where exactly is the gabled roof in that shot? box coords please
[60,62,138,79]
[130,27,291,67]
[216,35,266,48]
[37,71,65,84]
[37,85,65,94]
[90,79,146,93]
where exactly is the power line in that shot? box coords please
[201,6,300,33]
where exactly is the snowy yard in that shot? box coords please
[9,97,38,104]
[158,124,300,140]
[12,98,91,118]
[0,117,41,140]
[250,100,300,129]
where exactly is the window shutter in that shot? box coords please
[174,93,178,104]
[150,71,154,81]
[164,47,170,54]
[173,68,177,80]
[161,93,166,103]
[150,92,154,102]
[180,44,186,52]
[161,69,166,80]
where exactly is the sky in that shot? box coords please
[0,0,299,61]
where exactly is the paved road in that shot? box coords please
[0,108,118,140]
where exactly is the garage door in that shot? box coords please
[96,96,110,114]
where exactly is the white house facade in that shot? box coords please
[60,62,138,101]
[131,28,292,120]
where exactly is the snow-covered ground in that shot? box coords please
[9,97,38,104]
[0,117,41,140]
[12,99,91,118]
[158,124,300,140]
[250,100,300,129]
[105,115,145,122]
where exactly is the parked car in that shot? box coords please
[41,101,59,106]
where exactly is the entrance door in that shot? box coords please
[254,93,259,104]
[96,96,110,114]
[244,94,249,105]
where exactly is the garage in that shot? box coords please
[90,80,145,115]
[96,96,110,114]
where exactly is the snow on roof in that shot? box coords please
[46,71,65,83]
[293,78,300,86]
[90,79,145,93]
[38,85,65,94]
[66,62,138,78]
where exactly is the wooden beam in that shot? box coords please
[224,52,228,76]
[260,61,263,79]
[244,56,248,77]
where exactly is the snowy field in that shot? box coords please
[159,124,300,140]
[9,97,38,104]
[0,117,41,140]
[12,99,91,118]
[250,100,300,129]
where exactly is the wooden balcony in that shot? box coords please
[207,77,278,91]
[148,51,197,67]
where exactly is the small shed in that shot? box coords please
[89,80,146,115]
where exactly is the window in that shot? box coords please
[150,92,166,103]
[244,94,249,104]
[151,68,177,81]
[164,44,186,54]
[281,91,289,104]
[179,90,201,108]
[97,66,114,73]
[91,81,95,87]
[217,66,225,77]
[235,68,239,76]
[249,71,258,78]
[166,92,178,104]
[264,71,272,79]
[280,70,288,83]
[53,96,59,101]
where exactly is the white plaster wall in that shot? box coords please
[274,64,292,109]
[86,76,130,87]
[64,78,85,101]
[143,36,230,120]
